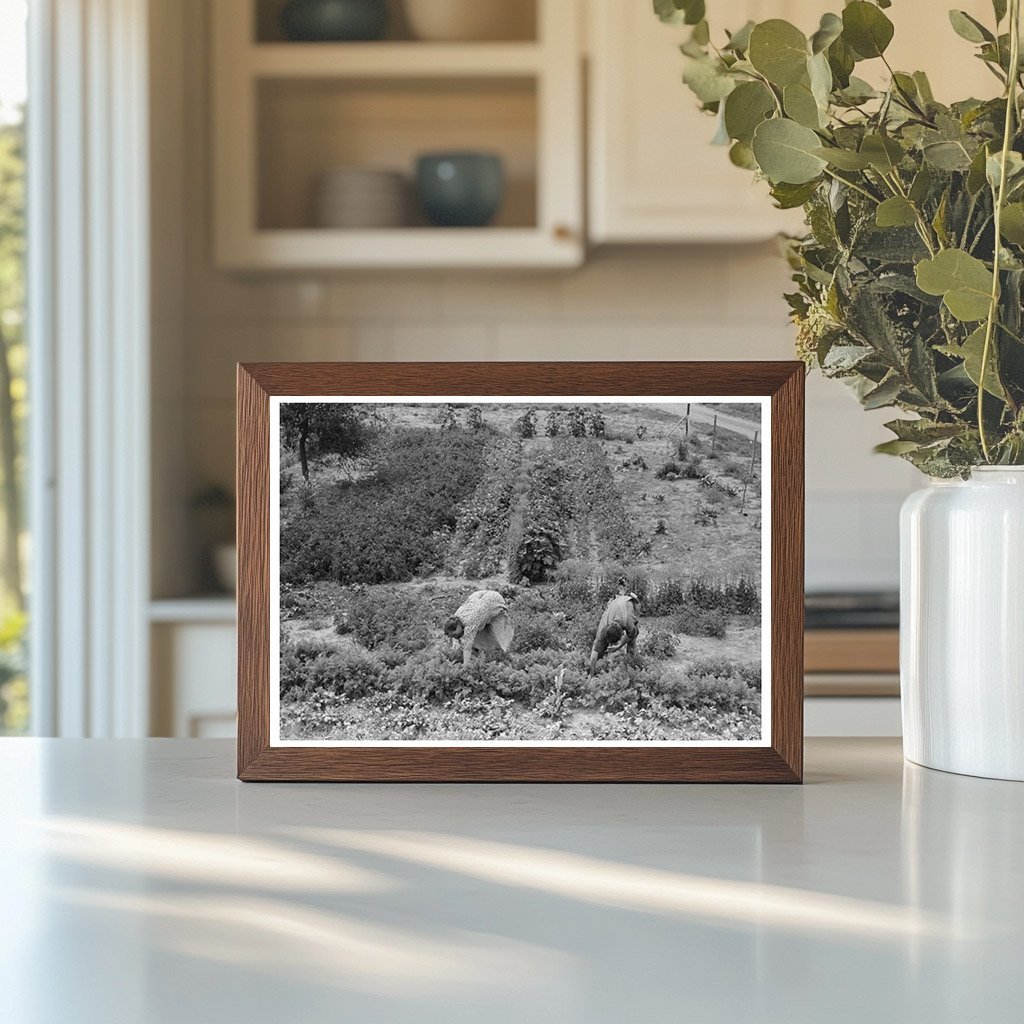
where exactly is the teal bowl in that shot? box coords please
[415,153,505,228]
[281,0,388,42]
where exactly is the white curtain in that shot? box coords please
[28,0,150,736]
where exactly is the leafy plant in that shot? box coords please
[514,408,538,438]
[661,0,1024,475]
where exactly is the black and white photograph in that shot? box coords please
[271,397,770,745]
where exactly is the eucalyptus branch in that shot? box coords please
[979,0,1021,462]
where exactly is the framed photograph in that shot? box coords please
[237,362,803,782]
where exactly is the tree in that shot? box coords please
[280,404,376,482]
[0,113,26,610]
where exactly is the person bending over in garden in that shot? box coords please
[588,593,640,677]
[444,589,514,667]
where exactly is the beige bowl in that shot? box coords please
[403,0,535,41]
[315,168,408,228]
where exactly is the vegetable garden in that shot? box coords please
[279,402,764,741]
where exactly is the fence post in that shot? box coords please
[742,430,759,511]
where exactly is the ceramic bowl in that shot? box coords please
[281,0,388,42]
[316,168,407,228]
[403,0,534,42]
[415,152,504,228]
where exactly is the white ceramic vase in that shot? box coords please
[900,467,1024,780]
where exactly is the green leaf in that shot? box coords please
[836,76,879,105]
[876,197,918,228]
[967,144,991,193]
[885,418,963,443]
[653,0,705,26]
[939,325,1006,398]
[875,439,922,455]
[784,80,824,129]
[723,81,775,144]
[860,133,904,173]
[827,36,856,88]
[1001,203,1024,245]
[808,51,833,109]
[862,374,903,409]
[729,140,757,169]
[748,20,809,86]
[771,180,820,209]
[751,118,828,184]
[913,71,935,104]
[814,146,872,170]
[948,10,994,44]
[682,57,736,104]
[909,164,933,205]
[724,20,755,52]
[842,1,895,59]
[810,12,843,54]
[923,140,972,171]
[986,150,1024,191]
[915,249,994,322]
[932,190,950,247]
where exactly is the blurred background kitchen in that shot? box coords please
[0,0,997,740]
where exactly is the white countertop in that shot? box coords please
[1,738,1020,1023]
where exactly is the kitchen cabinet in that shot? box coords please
[586,0,998,244]
[211,0,583,269]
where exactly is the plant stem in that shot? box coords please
[979,0,1021,462]
[884,171,939,254]
[822,167,881,205]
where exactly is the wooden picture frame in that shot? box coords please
[237,362,804,782]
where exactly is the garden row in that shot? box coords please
[446,437,523,578]
[508,438,641,583]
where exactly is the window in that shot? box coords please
[0,0,28,734]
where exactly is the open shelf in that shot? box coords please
[257,76,538,232]
[212,0,582,268]
[249,41,544,77]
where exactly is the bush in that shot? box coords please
[280,639,384,700]
[645,577,687,615]
[643,629,677,660]
[280,427,488,586]
[673,602,727,639]
[509,603,564,653]
[694,503,719,526]
[341,588,437,652]
[568,406,587,437]
[514,409,537,438]
[689,656,761,689]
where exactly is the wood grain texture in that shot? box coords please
[236,361,805,783]
[804,629,899,674]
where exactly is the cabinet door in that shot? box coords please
[587,0,806,243]
[587,0,996,244]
